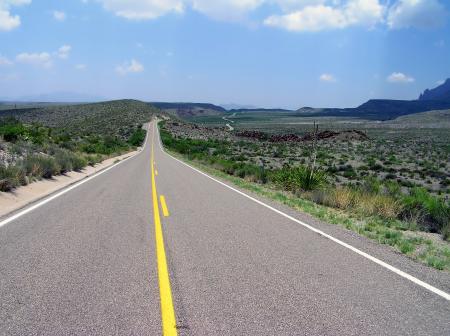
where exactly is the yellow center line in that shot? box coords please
[151,122,178,336]
[160,195,170,217]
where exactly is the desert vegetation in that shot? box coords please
[160,118,450,270]
[0,100,155,192]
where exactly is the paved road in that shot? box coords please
[1,120,449,335]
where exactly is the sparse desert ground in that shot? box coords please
[165,112,450,197]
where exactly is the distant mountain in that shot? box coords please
[229,108,293,113]
[419,79,450,101]
[295,99,450,120]
[294,79,450,120]
[220,103,258,110]
[150,102,225,112]
[351,99,450,119]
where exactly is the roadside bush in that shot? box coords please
[328,187,355,209]
[86,154,103,166]
[271,166,327,192]
[0,164,27,191]
[72,154,87,171]
[128,128,146,146]
[357,193,403,219]
[81,135,128,155]
[22,155,60,179]
[0,118,26,142]
[401,187,450,236]
[54,150,88,173]
[54,150,74,173]
[361,176,381,194]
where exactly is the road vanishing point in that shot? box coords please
[1,120,449,335]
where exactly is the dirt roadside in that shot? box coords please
[0,150,139,219]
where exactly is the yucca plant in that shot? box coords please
[271,166,327,192]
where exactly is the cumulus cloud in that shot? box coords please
[115,59,144,75]
[264,0,385,32]
[319,73,336,82]
[0,0,31,31]
[191,0,264,21]
[91,0,449,32]
[56,45,72,59]
[14,45,71,68]
[387,0,448,29]
[16,52,52,68]
[387,72,414,83]
[96,0,184,20]
[53,10,66,21]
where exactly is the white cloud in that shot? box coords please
[191,0,264,21]
[319,73,336,82]
[0,0,31,31]
[436,79,445,86]
[264,0,385,32]
[115,59,144,75]
[0,9,20,30]
[56,45,72,59]
[16,52,52,68]
[387,72,414,83]
[96,0,184,20]
[90,0,448,32]
[14,45,72,68]
[0,54,13,65]
[53,10,66,21]
[387,0,448,29]
[76,63,87,70]
[272,0,326,12]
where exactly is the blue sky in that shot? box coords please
[0,0,449,108]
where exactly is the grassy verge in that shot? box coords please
[159,124,450,271]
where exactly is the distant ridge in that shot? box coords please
[419,78,450,101]
[295,79,450,120]
[150,102,226,112]
[229,108,293,113]
[149,102,226,118]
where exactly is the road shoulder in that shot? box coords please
[0,150,138,219]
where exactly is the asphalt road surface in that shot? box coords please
[1,120,449,335]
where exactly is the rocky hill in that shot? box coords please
[419,78,450,101]
[150,102,225,118]
[0,100,157,139]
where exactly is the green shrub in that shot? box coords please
[54,150,73,173]
[0,118,26,142]
[128,128,147,146]
[54,149,87,172]
[71,154,87,171]
[86,154,103,166]
[401,188,450,236]
[22,155,60,179]
[361,177,381,194]
[0,164,27,191]
[270,166,327,192]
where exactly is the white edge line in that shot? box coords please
[0,123,151,229]
[155,122,450,302]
